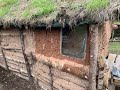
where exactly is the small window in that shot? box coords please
[61,25,88,59]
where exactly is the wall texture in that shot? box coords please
[0,29,35,80]
[0,28,89,90]
[34,29,89,79]
[32,61,89,90]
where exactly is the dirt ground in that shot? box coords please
[0,66,120,90]
[0,67,36,90]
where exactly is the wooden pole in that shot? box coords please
[19,30,33,81]
[19,30,37,90]
[49,66,53,90]
[1,48,9,71]
[89,25,98,90]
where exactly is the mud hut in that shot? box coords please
[0,0,119,90]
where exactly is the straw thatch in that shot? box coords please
[0,0,120,28]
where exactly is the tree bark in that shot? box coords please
[89,25,98,90]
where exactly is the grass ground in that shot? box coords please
[109,42,120,54]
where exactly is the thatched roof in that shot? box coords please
[0,0,120,28]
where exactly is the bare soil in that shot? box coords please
[0,67,35,90]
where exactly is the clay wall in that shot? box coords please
[0,28,89,90]
[32,28,90,90]
[34,29,90,79]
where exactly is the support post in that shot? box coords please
[1,48,9,71]
[19,30,37,90]
[89,25,98,90]
[49,66,53,90]
[19,30,33,81]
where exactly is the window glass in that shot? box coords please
[62,25,88,58]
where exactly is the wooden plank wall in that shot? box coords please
[32,61,89,90]
[0,29,35,80]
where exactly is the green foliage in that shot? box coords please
[0,0,18,17]
[22,0,56,18]
[86,0,109,11]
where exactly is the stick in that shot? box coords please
[1,47,9,71]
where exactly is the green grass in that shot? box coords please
[109,42,120,54]
[22,0,56,18]
[0,0,18,17]
[85,0,109,11]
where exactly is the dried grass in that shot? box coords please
[0,0,120,28]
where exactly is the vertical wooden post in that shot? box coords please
[19,30,37,90]
[19,30,33,81]
[49,66,53,90]
[1,48,9,71]
[89,25,98,90]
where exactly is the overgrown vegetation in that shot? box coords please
[0,0,111,19]
[0,0,18,17]
[85,0,109,11]
[22,0,56,18]
[0,0,56,19]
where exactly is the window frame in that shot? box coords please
[60,26,88,59]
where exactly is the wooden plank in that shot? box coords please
[108,54,117,70]
[37,79,52,90]
[13,72,29,80]
[52,68,89,88]
[53,76,86,90]
[3,50,25,63]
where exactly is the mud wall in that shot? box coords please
[34,29,89,79]
[0,28,89,90]
[32,29,89,90]
[98,21,112,57]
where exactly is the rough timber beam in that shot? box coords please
[89,25,98,90]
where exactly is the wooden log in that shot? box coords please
[52,68,89,88]
[19,30,34,82]
[89,25,99,90]
[37,79,52,90]
[1,48,9,71]
[49,66,53,90]
[3,50,25,63]
[7,61,28,74]
[2,48,22,52]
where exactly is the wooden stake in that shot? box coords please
[1,48,9,71]
[49,66,53,90]
[89,25,98,90]
[19,30,33,81]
